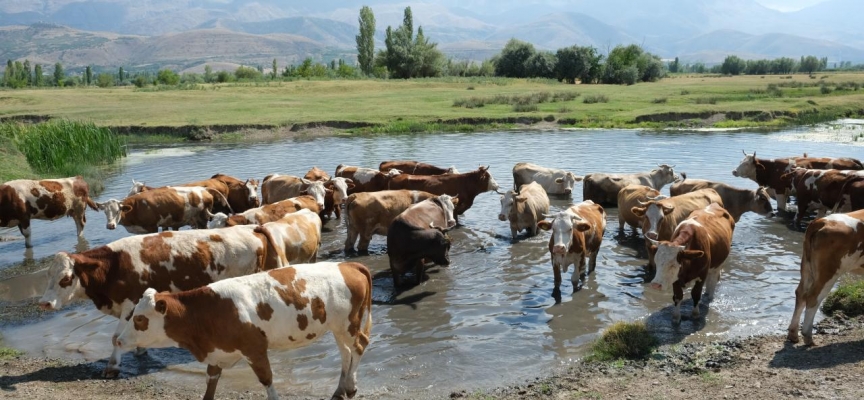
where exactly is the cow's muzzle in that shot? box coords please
[646,231,658,240]
[648,282,663,291]
[552,245,567,255]
[107,223,116,230]
[732,170,739,177]
[498,214,507,221]
[38,301,54,311]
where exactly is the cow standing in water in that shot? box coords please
[498,182,550,238]
[512,162,581,196]
[387,195,458,287]
[583,165,677,206]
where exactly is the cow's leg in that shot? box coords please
[618,214,625,232]
[576,257,587,283]
[776,193,788,213]
[203,365,223,400]
[588,251,598,274]
[414,259,424,285]
[646,239,656,269]
[705,267,722,300]
[787,279,807,343]
[358,231,374,254]
[105,320,128,377]
[690,279,705,318]
[331,332,361,399]
[511,227,518,239]
[247,355,278,400]
[802,274,840,346]
[672,282,684,324]
[552,263,562,303]
[73,210,86,237]
[19,222,33,248]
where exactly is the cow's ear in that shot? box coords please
[574,175,583,182]
[121,204,133,212]
[347,183,356,190]
[754,160,765,170]
[450,197,459,205]
[575,222,591,232]
[516,196,528,202]
[537,220,552,231]
[678,250,705,261]
[662,205,675,215]
[631,207,646,217]
[155,299,167,315]
[70,255,101,271]
[555,177,564,184]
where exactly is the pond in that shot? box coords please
[1,127,863,398]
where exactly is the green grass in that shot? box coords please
[0,346,24,360]
[822,279,864,317]
[588,321,658,361]
[0,136,37,182]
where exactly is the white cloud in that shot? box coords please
[755,0,829,12]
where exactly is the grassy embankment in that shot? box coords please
[0,73,863,139]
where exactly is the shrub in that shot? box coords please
[694,97,719,105]
[651,97,668,104]
[821,280,864,317]
[558,106,573,113]
[452,97,485,109]
[583,94,609,104]
[543,114,555,122]
[95,73,114,88]
[807,99,818,105]
[0,120,125,175]
[552,91,579,102]
[820,85,833,94]
[156,69,179,85]
[235,66,262,80]
[589,321,658,361]
[680,89,691,95]
[512,103,538,112]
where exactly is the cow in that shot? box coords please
[582,164,678,206]
[777,168,864,227]
[38,225,286,377]
[208,195,321,228]
[379,160,458,175]
[335,164,401,193]
[115,262,372,400]
[631,188,723,268]
[617,184,664,233]
[835,175,864,214]
[97,186,229,234]
[127,179,154,197]
[732,151,863,212]
[344,190,437,253]
[261,174,328,211]
[0,176,99,248]
[127,174,255,215]
[387,166,500,216]
[536,200,606,302]
[787,210,864,345]
[303,166,331,182]
[646,203,735,324]
[387,195,457,287]
[304,168,354,220]
[254,209,322,264]
[498,182,550,238]
[670,175,773,222]
[512,162,582,196]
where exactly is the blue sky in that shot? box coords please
[756,0,827,11]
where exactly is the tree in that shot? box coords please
[156,69,179,85]
[54,62,65,86]
[4,60,12,87]
[800,55,822,76]
[602,44,664,84]
[720,55,746,75]
[271,59,278,79]
[376,7,443,78]
[23,60,31,85]
[204,65,214,83]
[118,67,125,82]
[235,65,262,80]
[494,39,535,78]
[356,5,376,75]
[555,45,603,84]
[85,66,92,86]
[525,51,557,79]
[96,73,115,88]
[34,64,43,86]
[669,57,680,73]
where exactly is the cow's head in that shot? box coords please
[127,180,147,197]
[537,210,591,254]
[300,179,327,210]
[325,177,354,205]
[653,164,678,185]
[647,239,704,292]
[39,252,87,310]
[435,194,458,228]
[244,179,260,208]
[477,166,500,193]
[207,212,229,229]
[556,171,583,195]
[116,288,178,351]
[733,151,763,180]
[752,187,774,216]
[96,199,132,230]
[447,166,459,174]
[631,199,673,240]
[386,169,402,178]
[498,190,519,221]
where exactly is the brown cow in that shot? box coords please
[647,203,735,324]
[632,188,723,268]
[304,167,354,219]
[335,164,401,193]
[537,200,606,302]
[787,211,864,345]
[97,186,229,233]
[303,166,331,182]
[835,175,864,213]
[617,184,664,233]
[344,189,437,253]
[387,166,500,216]
[498,182,550,238]
[582,164,677,206]
[207,195,322,228]
[128,174,258,214]
[387,195,457,287]
[0,176,98,248]
[779,168,864,226]
[379,160,458,175]
[261,174,328,211]
[670,175,773,222]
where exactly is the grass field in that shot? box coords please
[1,74,863,130]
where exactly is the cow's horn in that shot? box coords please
[638,200,651,206]
[205,209,215,218]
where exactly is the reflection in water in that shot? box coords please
[1,128,863,398]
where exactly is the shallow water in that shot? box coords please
[1,128,862,398]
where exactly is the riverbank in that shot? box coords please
[1,315,861,399]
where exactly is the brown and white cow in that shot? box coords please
[387,166,500,216]
[835,175,864,214]
[344,189,437,253]
[778,168,864,227]
[130,175,259,214]
[379,160,458,175]
[670,175,773,222]
[0,176,98,248]
[632,188,723,268]
[98,186,228,234]
[38,226,285,376]
[537,200,606,302]
[335,164,401,194]
[116,262,372,400]
[303,166,331,182]
[583,164,678,205]
[646,203,735,324]
[498,182,550,238]
[387,195,457,287]
[787,211,864,345]
[512,162,582,196]
[254,209,322,264]
[617,184,664,233]
[208,195,321,228]
[305,167,355,219]
[732,152,863,212]
[261,174,328,211]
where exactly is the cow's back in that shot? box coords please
[618,184,660,228]
[347,190,434,236]
[653,189,722,240]
[259,210,321,264]
[572,201,606,252]
[261,175,302,204]
[690,204,735,268]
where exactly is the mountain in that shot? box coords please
[485,12,635,51]
[671,29,864,63]
[198,17,358,48]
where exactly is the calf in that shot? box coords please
[670,175,773,222]
[647,203,735,324]
[387,195,457,287]
[617,184,664,233]
[779,168,864,226]
[0,176,98,248]
[116,262,372,400]
[98,186,227,234]
[537,200,606,302]
[498,182,550,238]
[583,164,677,205]
[512,162,582,195]
[261,174,328,211]
[38,226,285,376]
[335,164,401,193]
[379,160,458,175]
[255,209,322,264]
[387,166,500,216]
[787,210,864,345]
[208,195,321,228]
[632,188,723,268]
[344,190,437,253]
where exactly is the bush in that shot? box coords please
[512,103,538,112]
[235,66,262,80]
[820,85,833,94]
[558,106,573,113]
[132,75,149,88]
[821,280,864,317]
[680,89,690,95]
[95,73,114,88]
[589,321,658,361]
[216,71,233,83]
[156,69,179,85]
[583,94,609,104]
[543,114,555,122]
[651,97,668,104]
[694,97,719,104]
[0,120,125,175]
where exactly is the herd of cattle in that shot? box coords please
[2,153,864,399]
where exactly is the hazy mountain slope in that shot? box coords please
[672,30,864,63]
[485,12,635,50]
[200,17,358,48]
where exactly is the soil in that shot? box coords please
[1,316,862,399]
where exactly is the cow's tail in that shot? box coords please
[343,195,356,231]
[262,174,277,183]
[354,263,373,356]
[85,196,100,212]
[253,225,287,271]
[206,188,233,215]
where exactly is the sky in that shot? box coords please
[755,0,828,12]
